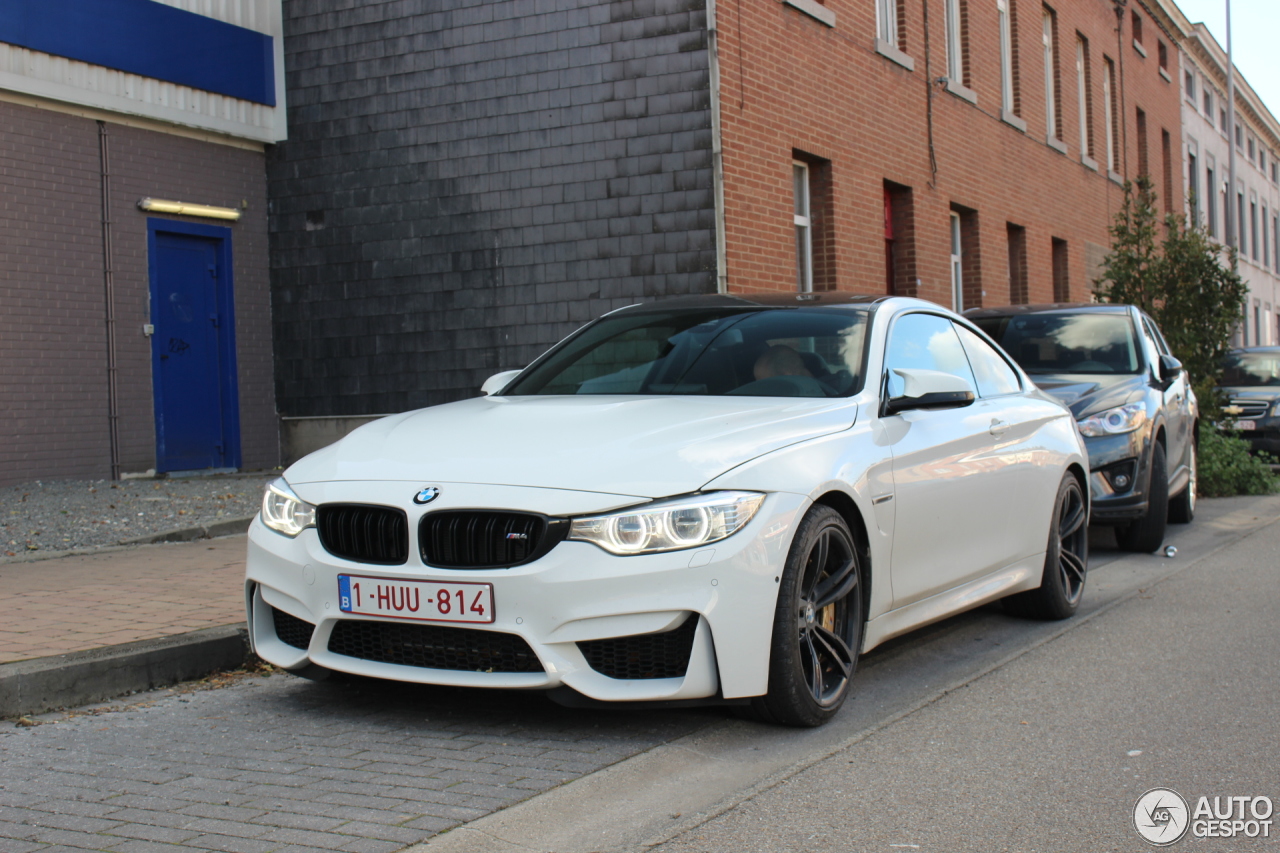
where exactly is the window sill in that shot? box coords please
[778,0,839,26]
[1159,67,1172,84]
[1133,40,1147,58]
[782,0,835,27]
[943,78,977,104]
[1000,109,1027,133]
[1081,154,1099,172]
[1108,170,1125,186]
[875,38,915,72]
[1047,137,1068,155]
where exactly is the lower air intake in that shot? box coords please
[272,607,315,651]
[327,620,543,673]
[577,616,699,680]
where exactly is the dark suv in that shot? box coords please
[968,304,1197,552]
[1219,347,1280,457]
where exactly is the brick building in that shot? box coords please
[267,0,1188,443]
[0,0,286,486]
[1178,22,1280,346]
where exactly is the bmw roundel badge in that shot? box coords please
[413,486,441,505]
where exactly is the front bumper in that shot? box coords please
[246,485,807,702]
[1082,430,1151,523]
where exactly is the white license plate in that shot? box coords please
[337,575,494,624]
[1233,420,1257,431]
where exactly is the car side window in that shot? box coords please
[955,324,1022,397]
[883,313,977,398]
[1142,315,1170,355]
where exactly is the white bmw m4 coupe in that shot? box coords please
[247,293,1090,727]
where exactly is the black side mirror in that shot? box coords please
[884,389,977,416]
[1158,354,1183,387]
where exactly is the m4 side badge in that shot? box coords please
[413,486,441,505]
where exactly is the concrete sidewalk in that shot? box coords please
[0,535,251,717]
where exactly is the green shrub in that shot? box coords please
[1197,423,1280,497]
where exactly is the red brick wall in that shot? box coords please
[717,0,1184,305]
[0,101,277,486]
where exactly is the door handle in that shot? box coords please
[989,418,1009,436]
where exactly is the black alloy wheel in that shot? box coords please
[751,505,865,727]
[1003,472,1089,620]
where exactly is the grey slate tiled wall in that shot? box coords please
[269,0,716,416]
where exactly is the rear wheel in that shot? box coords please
[1117,442,1169,552]
[750,505,864,728]
[1168,439,1197,524]
[1003,472,1088,620]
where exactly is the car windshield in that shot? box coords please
[505,306,871,398]
[1221,351,1280,386]
[972,312,1141,375]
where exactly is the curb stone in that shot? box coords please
[0,624,250,719]
[0,516,256,564]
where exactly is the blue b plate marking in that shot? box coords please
[338,575,352,612]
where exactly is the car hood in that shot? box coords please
[1028,373,1146,419]
[284,394,858,498]
[1218,385,1280,401]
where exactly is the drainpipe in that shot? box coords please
[98,121,121,480]
[706,0,728,294]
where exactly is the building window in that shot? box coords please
[1237,190,1246,256]
[1220,108,1227,133]
[1104,57,1118,172]
[1203,88,1213,118]
[950,212,964,311]
[1263,203,1270,268]
[1188,151,1199,225]
[1235,125,1243,149]
[1274,213,1279,273]
[1157,41,1168,71]
[945,0,964,83]
[1273,161,1278,184]
[1007,223,1028,303]
[1206,165,1216,236]
[794,162,812,293]
[1184,69,1195,102]
[1043,7,1060,140]
[884,181,916,296]
[1052,238,1069,302]
[1076,37,1093,157]
[877,0,899,48]
[1131,11,1143,47]
[1162,129,1173,213]
[999,0,1017,114]
[1251,197,1259,262]
[1259,149,1266,172]
[1136,107,1148,178]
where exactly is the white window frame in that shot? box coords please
[877,0,898,47]
[1043,8,1057,139]
[950,212,964,312]
[1103,58,1116,172]
[945,0,963,82]
[1076,38,1088,155]
[794,161,813,294]
[998,0,1015,113]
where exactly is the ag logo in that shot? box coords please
[413,486,441,505]
[1135,788,1190,846]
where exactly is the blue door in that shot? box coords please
[149,223,240,472]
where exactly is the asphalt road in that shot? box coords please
[3,494,1279,853]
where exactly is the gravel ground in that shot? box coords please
[1,473,275,559]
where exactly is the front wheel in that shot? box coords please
[750,505,865,728]
[1168,439,1197,524]
[1003,472,1088,620]
[1117,442,1169,552]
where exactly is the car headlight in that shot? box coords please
[261,478,317,537]
[568,491,765,555]
[1077,403,1148,437]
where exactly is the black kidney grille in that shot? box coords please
[419,511,554,568]
[578,616,699,680]
[317,504,408,565]
[272,606,315,651]
[327,619,543,673]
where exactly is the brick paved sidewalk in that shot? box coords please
[0,537,246,664]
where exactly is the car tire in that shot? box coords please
[1116,441,1169,552]
[1168,439,1197,524]
[749,505,865,728]
[1002,472,1088,620]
